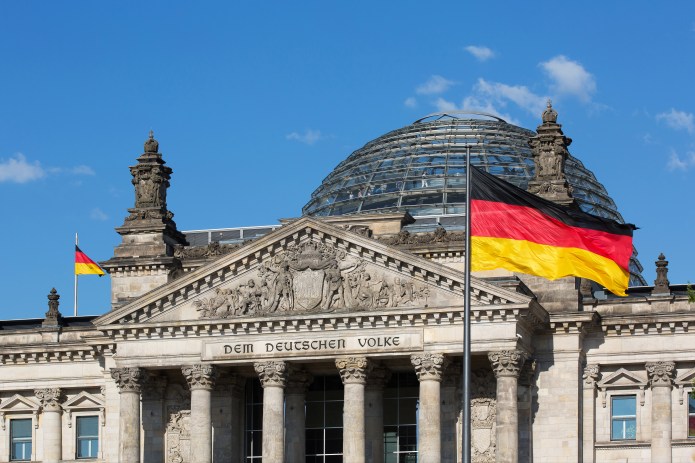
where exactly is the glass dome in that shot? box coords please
[302,112,645,285]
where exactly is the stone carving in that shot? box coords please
[111,367,146,393]
[342,224,373,238]
[173,241,245,260]
[470,369,497,463]
[166,410,190,463]
[646,361,675,387]
[34,388,62,411]
[336,357,371,384]
[652,253,670,295]
[488,350,526,378]
[255,361,288,387]
[181,364,217,390]
[145,130,159,153]
[42,288,63,327]
[583,364,600,386]
[379,227,465,246]
[195,240,430,319]
[411,353,449,381]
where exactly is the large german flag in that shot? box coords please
[75,245,105,276]
[470,167,635,296]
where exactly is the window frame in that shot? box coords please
[688,390,695,439]
[75,414,99,459]
[610,395,637,441]
[9,417,33,462]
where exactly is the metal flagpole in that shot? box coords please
[462,144,472,463]
[74,232,78,317]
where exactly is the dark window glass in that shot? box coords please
[244,379,264,461]
[383,372,419,461]
[305,375,344,462]
[689,394,695,438]
[10,419,32,461]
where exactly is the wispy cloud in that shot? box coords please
[539,55,596,102]
[465,45,495,62]
[0,153,45,183]
[474,78,547,115]
[434,96,518,124]
[656,109,695,133]
[90,208,109,221]
[404,97,417,108]
[666,149,695,171]
[416,75,455,95]
[286,129,323,145]
[47,165,96,176]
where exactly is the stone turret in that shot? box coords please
[101,132,188,309]
[652,253,671,296]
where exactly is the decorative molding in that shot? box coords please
[42,288,63,328]
[411,353,449,382]
[182,364,217,391]
[488,350,526,378]
[378,227,464,247]
[336,357,371,384]
[254,361,288,388]
[174,241,246,261]
[471,368,497,462]
[596,368,648,408]
[583,364,600,387]
[111,367,146,393]
[34,388,62,412]
[645,361,675,387]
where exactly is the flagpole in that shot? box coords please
[462,144,472,463]
[74,232,78,317]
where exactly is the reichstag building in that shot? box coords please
[0,104,693,463]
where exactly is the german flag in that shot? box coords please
[470,166,635,296]
[75,246,105,276]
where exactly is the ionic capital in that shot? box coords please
[255,361,288,388]
[411,353,449,382]
[34,388,62,412]
[111,367,146,393]
[488,350,526,378]
[182,364,218,391]
[646,361,675,387]
[583,364,600,388]
[336,357,372,384]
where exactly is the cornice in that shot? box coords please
[547,312,600,335]
[0,342,115,365]
[599,312,695,336]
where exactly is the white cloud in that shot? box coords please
[90,208,109,221]
[435,97,459,112]
[434,96,518,124]
[404,97,417,108]
[416,75,455,95]
[286,129,323,145]
[473,78,547,115]
[539,55,596,102]
[465,45,495,61]
[0,153,45,183]
[666,150,695,171]
[656,109,695,133]
[71,165,96,175]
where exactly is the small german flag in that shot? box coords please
[470,166,635,296]
[75,245,105,276]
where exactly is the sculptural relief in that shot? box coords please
[470,369,497,463]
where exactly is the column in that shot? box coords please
[182,364,218,463]
[582,365,600,463]
[365,365,391,463]
[646,361,675,463]
[488,350,526,463]
[35,388,62,463]
[336,356,372,463]
[440,363,461,463]
[111,367,146,463]
[142,374,167,463]
[411,353,449,463]
[255,361,288,463]
[285,368,312,463]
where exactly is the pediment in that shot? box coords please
[62,391,104,409]
[675,367,695,385]
[0,394,39,411]
[597,368,647,389]
[96,217,532,326]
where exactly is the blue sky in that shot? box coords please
[1,2,694,319]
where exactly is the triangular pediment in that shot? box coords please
[675,367,695,385]
[62,391,104,410]
[597,368,647,389]
[0,394,39,411]
[95,217,532,326]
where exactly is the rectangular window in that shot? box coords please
[10,419,32,461]
[76,415,99,459]
[244,379,263,461]
[384,372,419,462]
[611,395,637,440]
[689,393,695,438]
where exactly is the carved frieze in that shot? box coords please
[166,409,190,463]
[182,364,217,391]
[379,227,465,246]
[194,240,430,319]
[336,357,371,384]
[111,367,146,393]
[471,369,497,463]
[34,388,62,412]
[255,361,288,388]
[411,353,449,382]
[488,350,526,378]
[173,241,245,260]
[583,364,600,387]
[646,361,675,387]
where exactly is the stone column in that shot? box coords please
[111,367,146,463]
[411,353,449,463]
[489,350,526,463]
[182,364,218,463]
[336,357,372,463]
[365,366,391,463]
[646,361,675,463]
[285,368,312,463]
[255,361,288,463]
[35,388,62,463]
[582,365,600,463]
[142,374,167,463]
[440,363,461,463]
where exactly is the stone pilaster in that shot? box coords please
[285,368,312,463]
[411,353,449,463]
[489,350,526,463]
[646,361,675,463]
[336,357,372,463]
[255,361,288,463]
[35,388,62,463]
[183,364,218,463]
[365,365,391,463]
[111,367,146,463]
[582,364,600,463]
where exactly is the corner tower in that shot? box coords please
[101,131,188,309]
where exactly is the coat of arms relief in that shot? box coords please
[194,240,431,319]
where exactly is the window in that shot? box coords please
[611,395,636,440]
[244,379,263,461]
[384,372,419,462]
[76,415,99,458]
[305,375,343,463]
[689,392,695,438]
[10,419,32,461]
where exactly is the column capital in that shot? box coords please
[182,364,218,391]
[646,361,675,387]
[255,360,288,388]
[111,367,146,393]
[286,368,313,395]
[366,365,392,391]
[488,350,526,378]
[411,353,449,382]
[583,364,600,388]
[34,388,62,412]
[336,356,372,384]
